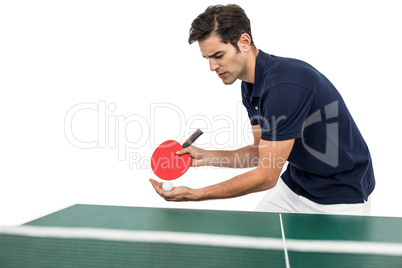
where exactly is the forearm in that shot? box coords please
[190,168,277,201]
[204,145,259,168]
[152,139,293,203]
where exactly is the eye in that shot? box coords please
[215,54,223,59]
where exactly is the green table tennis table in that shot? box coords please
[1,204,401,267]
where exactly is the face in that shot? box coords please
[198,34,247,85]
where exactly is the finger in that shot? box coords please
[149,179,163,195]
[176,147,190,155]
[149,178,162,187]
[162,188,180,201]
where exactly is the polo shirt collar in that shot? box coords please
[248,49,270,100]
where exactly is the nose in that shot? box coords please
[209,59,219,72]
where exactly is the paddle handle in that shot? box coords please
[182,129,203,148]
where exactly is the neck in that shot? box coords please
[242,47,259,84]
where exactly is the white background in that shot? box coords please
[1,0,401,227]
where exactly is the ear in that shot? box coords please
[237,33,252,52]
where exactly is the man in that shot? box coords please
[150,4,375,215]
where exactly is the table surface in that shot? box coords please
[1,204,402,267]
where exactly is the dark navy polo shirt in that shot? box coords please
[242,50,375,204]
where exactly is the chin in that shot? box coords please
[222,77,237,85]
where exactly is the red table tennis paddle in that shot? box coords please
[151,129,203,180]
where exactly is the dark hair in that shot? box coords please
[188,4,255,50]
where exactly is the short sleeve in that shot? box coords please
[259,83,315,141]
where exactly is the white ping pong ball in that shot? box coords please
[162,181,173,191]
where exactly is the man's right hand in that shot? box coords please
[176,145,207,167]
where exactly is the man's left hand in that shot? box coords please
[149,179,196,201]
